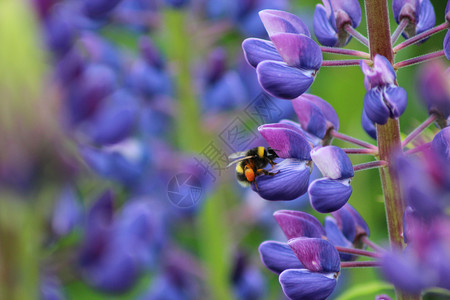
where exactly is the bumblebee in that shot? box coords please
[227,146,279,190]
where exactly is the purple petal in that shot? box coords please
[384,86,408,119]
[252,159,311,201]
[279,119,321,145]
[259,241,304,274]
[361,55,396,89]
[79,190,114,266]
[324,217,355,261]
[259,9,310,37]
[309,178,352,213]
[276,120,306,136]
[364,88,390,125]
[242,38,283,68]
[292,97,327,139]
[83,249,138,292]
[83,90,138,145]
[333,204,370,240]
[432,127,450,162]
[279,269,337,300]
[416,0,436,35]
[331,206,356,243]
[52,185,82,236]
[270,33,322,70]
[258,124,312,160]
[392,0,420,24]
[329,0,362,28]
[83,0,123,19]
[288,237,341,273]
[274,210,326,239]
[447,1,450,18]
[313,4,338,47]
[299,94,339,131]
[381,251,430,294]
[418,60,450,120]
[310,146,354,180]
[256,61,315,99]
[361,108,377,140]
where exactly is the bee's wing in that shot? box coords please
[226,156,254,168]
[228,151,248,160]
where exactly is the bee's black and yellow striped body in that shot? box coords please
[229,147,279,189]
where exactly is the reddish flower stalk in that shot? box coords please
[331,130,378,150]
[353,160,388,172]
[321,59,366,67]
[393,22,450,52]
[344,24,369,46]
[341,261,380,268]
[405,142,431,155]
[361,235,385,253]
[320,46,370,58]
[391,18,409,44]
[402,114,437,147]
[334,246,381,258]
[394,50,446,69]
[343,148,378,155]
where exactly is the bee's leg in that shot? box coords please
[256,169,280,176]
[253,180,259,191]
[268,160,277,167]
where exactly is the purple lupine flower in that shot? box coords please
[43,9,77,57]
[79,32,123,71]
[361,55,408,125]
[331,204,370,246]
[432,127,450,163]
[201,48,248,113]
[242,10,322,99]
[445,2,450,59]
[361,109,377,139]
[313,0,362,47]
[260,207,372,298]
[231,0,289,37]
[78,89,139,145]
[395,154,444,221]
[40,275,65,300]
[79,192,161,293]
[231,252,266,300]
[252,123,312,200]
[308,146,354,213]
[291,94,339,144]
[80,138,149,186]
[281,238,340,300]
[271,207,369,261]
[259,239,340,299]
[82,0,123,19]
[418,61,450,128]
[55,47,86,84]
[381,216,450,293]
[66,63,117,125]
[392,0,435,39]
[52,185,82,237]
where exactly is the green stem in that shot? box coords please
[364,1,419,299]
[159,9,233,300]
[159,9,204,152]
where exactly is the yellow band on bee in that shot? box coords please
[236,164,244,174]
[257,146,265,158]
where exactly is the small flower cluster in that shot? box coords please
[241,1,450,299]
[259,204,372,299]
